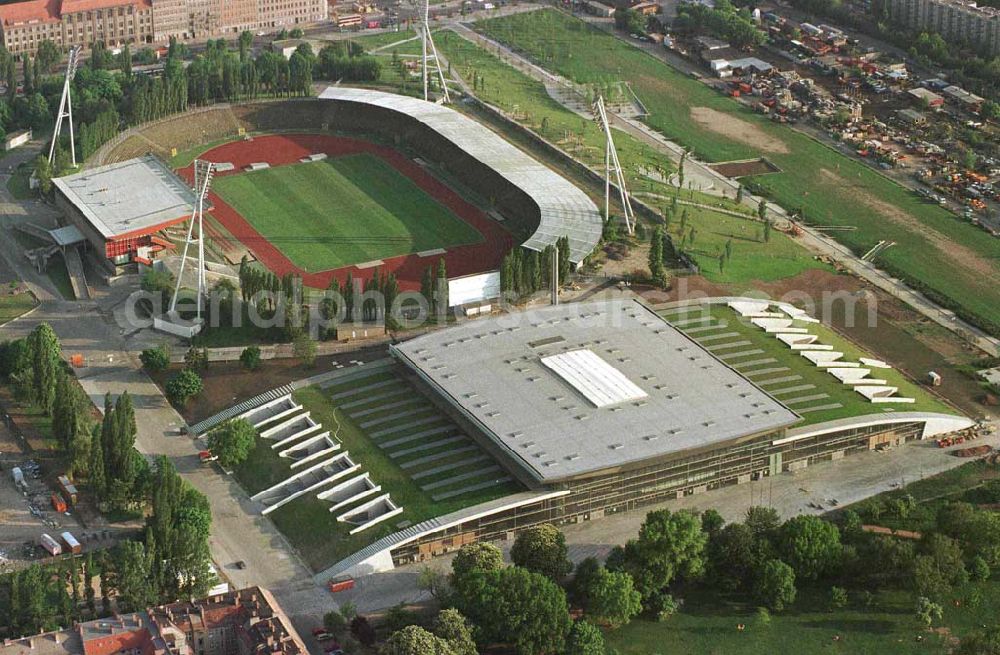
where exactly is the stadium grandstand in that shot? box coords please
[317,88,604,264]
[53,154,197,266]
[316,297,972,580]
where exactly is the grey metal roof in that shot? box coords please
[392,299,800,484]
[319,87,603,264]
[48,225,85,247]
[53,154,197,240]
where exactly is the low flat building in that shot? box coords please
[52,154,197,265]
[908,86,944,108]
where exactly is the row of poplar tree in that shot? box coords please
[499,236,571,298]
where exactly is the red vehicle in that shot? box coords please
[199,450,217,463]
[328,576,355,593]
[51,493,67,513]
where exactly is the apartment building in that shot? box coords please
[0,0,154,57]
[0,0,327,56]
[886,0,1000,56]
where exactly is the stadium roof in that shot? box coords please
[53,155,197,240]
[391,299,800,483]
[319,87,603,264]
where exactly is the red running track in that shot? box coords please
[178,134,514,290]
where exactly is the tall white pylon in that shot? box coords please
[171,159,215,323]
[49,46,82,167]
[420,0,450,103]
[593,95,635,236]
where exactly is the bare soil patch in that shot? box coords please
[690,107,790,154]
[710,158,781,178]
[151,345,389,424]
[818,168,994,278]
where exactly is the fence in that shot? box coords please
[168,334,393,364]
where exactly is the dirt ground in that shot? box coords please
[652,267,992,419]
[152,345,390,424]
[710,158,780,178]
[690,107,790,154]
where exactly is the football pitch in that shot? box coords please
[211,154,484,272]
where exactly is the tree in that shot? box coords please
[612,509,708,602]
[381,625,456,655]
[293,332,316,366]
[436,258,449,313]
[565,621,605,655]
[239,345,262,370]
[27,323,60,414]
[140,346,170,372]
[207,419,256,469]
[971,555,991,582]
[350,615,376,647]
[166,369,203,405]
[33,155,53,195]
[322,609,351,638]
[777,515,841,581]
[959,626,1000,655]
[433,609,476,655]
[452,542,504,583]
[580,566,642,628]
[648,224,666,285]
[52,372,82,450]
[758,198,767,220]
[109,540,154,612]
[510,523,573,581]
[828,586,848,610]
[36,40,61,73]
[707,522,766,592]
[915,596,943,628]
[754,559,796,611]
[456,566,571,655]
[702,509,725,535]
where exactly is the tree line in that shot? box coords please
[499,238,570,299]
[0,456,214,638]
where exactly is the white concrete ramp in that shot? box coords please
[63,247,90,300]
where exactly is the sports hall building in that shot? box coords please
[322,298,972,579]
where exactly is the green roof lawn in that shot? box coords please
[662,304,956,426]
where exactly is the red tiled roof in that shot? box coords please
[61,0,152,14]
[0,0,151,27]
[79,627,154,655]
[0,0,60,26]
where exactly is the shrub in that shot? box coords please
[139,346,170,372]
[166,368,203,405]
[239,345,261,370]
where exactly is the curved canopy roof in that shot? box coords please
[319,87,602,264]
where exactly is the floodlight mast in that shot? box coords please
[419,0,450,103]
[593,96,635,236]
[49,46,83,167]
[170,160,215,322]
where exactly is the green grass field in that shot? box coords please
[661,304,954,425]
[433,30,821,285]
[212,154,483,272]
[0,293,37,324]
[475,10,1000,332]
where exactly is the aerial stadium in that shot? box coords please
[69,88,604,295]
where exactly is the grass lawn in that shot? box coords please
[212,154,483,272]
[234,375,521,572]
[350,29,418,52]
[0,292,37,324]
[669,205,824,284]
[607,585,978,655]
[434,30,820,285]
[475,10,1000,332]
[664,304,954,425]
